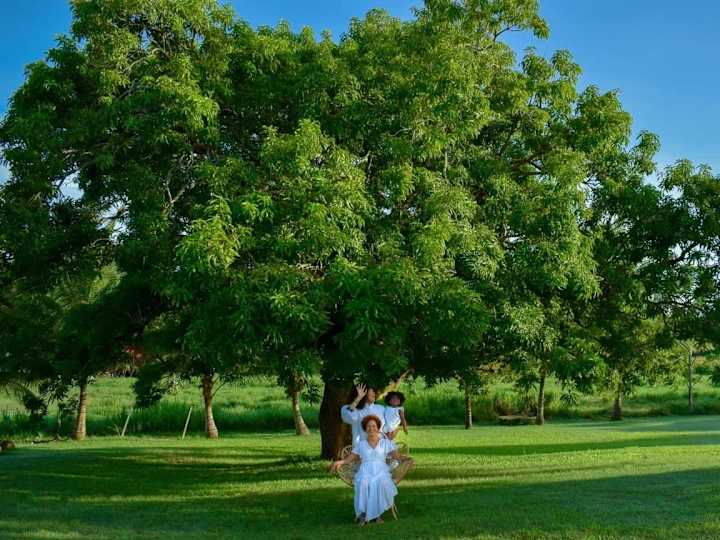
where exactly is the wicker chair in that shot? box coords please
[335,440,411,520]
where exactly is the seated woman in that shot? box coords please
[330,414,414,526]
[340,383,386,447]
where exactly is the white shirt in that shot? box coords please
[383,406,404,432]
[340,403,386,447]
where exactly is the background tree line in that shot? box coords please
[1,0,719,458]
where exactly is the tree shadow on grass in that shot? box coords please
[2,446,328,500]
[411,432,720,457]
[3,459,720,540]
[3,424,720,540]
[0,444,629,501]
[4,428,720,499]
[386,468,720,539]
[558,415,720,433]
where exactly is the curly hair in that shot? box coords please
[384,391,406,406]
[361,414,382,432]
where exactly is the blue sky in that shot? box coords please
[1,0,718,182]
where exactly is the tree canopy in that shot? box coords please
[1,0,719,455]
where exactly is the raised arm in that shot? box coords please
[340,384,367,424]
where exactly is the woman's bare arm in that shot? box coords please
[399,409,408,433]
[329,452,359,473]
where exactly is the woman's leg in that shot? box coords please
[354,479,369,525]
[364,473,398,521]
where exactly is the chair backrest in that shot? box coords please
[336,442,411,487]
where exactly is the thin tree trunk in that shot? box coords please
[464,385,473,429]
[687,351,694,412]
[611,391,623,421]
[202,374,219,439]
[535,368,546,426]
[319,380,352,459]
[72,381,88,440]
[291,388,310,436]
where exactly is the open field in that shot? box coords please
[2,376,720,438]
[2,417,720,539]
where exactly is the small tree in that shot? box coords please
[54,266,152,439]
[277,358,321,436]
[457,369,484,430]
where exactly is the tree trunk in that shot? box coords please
[291,388,310,436]
[319,380,352,459]
[202,374,219,439]
[535,368,546,426]
[687,351,694,412]
[611,391,623,421]
[464,385,473,429]
[72,381,88,440]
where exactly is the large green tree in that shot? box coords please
[582,145,720,419]
[1,0,237,437]
[5,0,716,454]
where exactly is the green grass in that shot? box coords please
[3,376,720,439]
[2,417,720,539]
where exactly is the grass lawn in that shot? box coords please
[3,417,720,539]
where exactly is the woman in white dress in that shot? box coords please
[330,414,414,525]
[340,384,386,447]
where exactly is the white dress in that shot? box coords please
[340,403,386,447]
[352,439,398,521]
[383,406,404,433]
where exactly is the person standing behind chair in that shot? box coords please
[382,391,408,441]
[341,384,386,447]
